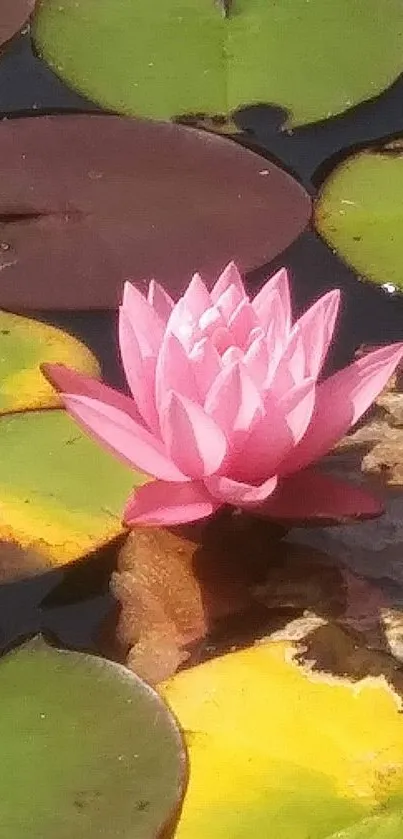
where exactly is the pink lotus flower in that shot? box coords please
[44,263,403,527]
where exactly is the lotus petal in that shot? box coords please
[204,363,263,448]
[121,281,164,355]
[62,394,187,481]
[147,279,174,322]
[252,268,291,338]
[281,342,403,474]
[124,479,217,526]
[257,468,384,520]
[210,261,245,304]
[118,309,159,431]
[205,474,278,506]
[41,363,143,424]
[189,338,222,401]
[155,332,198,416]
[162,391,228,478]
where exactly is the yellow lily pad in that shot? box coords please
[160,641,403,838]
[0,409,146,568]
[0,309,100,414]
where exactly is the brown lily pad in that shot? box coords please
[0,115,311,310]
[100,507,403,692]
[287,359,403,586]
[252,542,403,697]
[0,0,35,50]
[99,511,285,684]
[0,540,46,583]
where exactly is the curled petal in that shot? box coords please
[41,363,143,424]
[121,281,164,355]
[162,391,228,478]
[124,480,218,526]
[204,363,263,444]
[147,280,174,322]
[205,474,278,506]
[62,394,187,481]
[252,268,291,337]
[118,309,159,431]
[210,261,246,303]
[256,468,383,521]
[281,342,403,475]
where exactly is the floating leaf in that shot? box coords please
[0,540,55,583]
[325,811,403,838]
[0,635,187,839]
[0,409,145,567]
[106,516,399,687]
[0,310,100,415]
[0,0,35,51]
[106,514,285,684]
[315,142,403,292]
[0,115,310,309]
[33,0,403,126]
[288,366,403,588]
[160,640,403,839]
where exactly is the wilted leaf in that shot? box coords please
[0,635,187,839]
[0,310,100,415]
[106,512,284,684]
[34,0,403,127]
[0,115,310,310]
[288,367,403,587]
[315,141,403,293]
[0,0,35,50]
[0,409,144,567]
[160,640,403,839]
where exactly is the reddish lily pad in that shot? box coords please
[0,115,311,310]
[0,0,35,51]
[0,310,100,415]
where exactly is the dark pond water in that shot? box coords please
[2,31,403,653]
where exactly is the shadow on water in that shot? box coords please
[0,33,98,114]
[234,72,403,186]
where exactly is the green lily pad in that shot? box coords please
[0,409,146,567]
[315,141,403,292]
[0,310,100,415]
[325,811,403,838]
[0,635,187,839]
[33,0,403,126]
